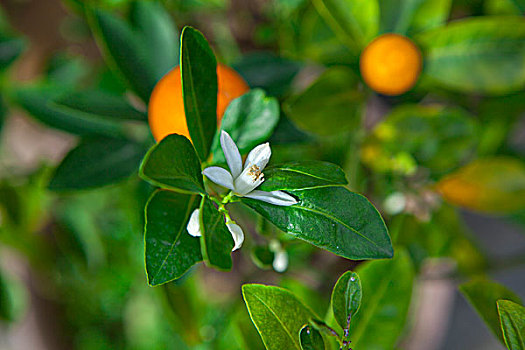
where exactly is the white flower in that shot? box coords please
[186,209,244,251]
[269,240,288,273]
[202,131,298,206]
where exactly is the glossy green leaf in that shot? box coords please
[311,0,379,48]
[180,26,218,161]
[199,197,233,270]
[285,67,364,136]
[362,104,478,175]
[417,17,525,94]
[14,87,127,137]
[242,284,317,350]
[437,157,525,214]
[54,90,147,121]
[49,137,146,191]
[409,0,451,34]
[261,161,347,192]
[144,190,202,286]
[460,279,522,344]
[497,300,525,350]
[348,249,415,349]
[129,1,179,80]
[211,89,279,164]
[233,53,301,97]
[139,134,205,194]
[242,187,392,260]
[299,325,325,350]
[331,271,362,331]
[0,35,25,70]
[89,9,158,102]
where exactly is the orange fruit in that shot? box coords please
[148,63,250,142]
[360,33,422,96]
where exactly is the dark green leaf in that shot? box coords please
[49,137,146,191]
[199,197,233,270]
[311,0,379,49]
[251,245,275,269]
[144,190,202,286]
[348,249,415,349]
[417,17,525,94]
[0,35,25,70]
[497,300,525,350]
[242,284,317,350]
[130,1,179,79]
[409,0,451,34]
[54,90,147,121]
[139,134,205,194]
[331,271,362,331]
[233,53,301,97]
[285,67,364,136]
[211,89,279,163]
[180,26,218,161]
[460,279,522,344]
[14,87,127,137]
[89,9,158,102]
[259,161,348,192]
[299,325,325,350]
[242,187,393,260]
[379,0,425,34]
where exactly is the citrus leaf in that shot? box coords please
[460,279,522,345]
[241,187,392,260]
[180,26,218,161]
[144,190,202,286]
[242,284,317,350]
[409,0,451,34]
[379,0,426,34]
[0,35,25,70]
[259,161,348,191]
[299,325,325,350]
[331,271,362,331]
[417,17,525,94]
[139,134,205,194]
[199,197,234,270]
[348,249,415,349]
[497,300,525,350]
[49,137,146,191]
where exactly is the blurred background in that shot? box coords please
[0,0,525,349]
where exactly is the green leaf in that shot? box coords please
[89,9,157,102]
[379,0,426,34]
[416,17,525,94]
[14,87,127,137]
[49,137,146,191]
[180,26,218,161]
[437,157,525,214]
[199,197,234,270]
[460,279,522,345]
[233,53,301,97]
[331,271,362,331]
[241,187,393,260]
[242,284,317,350]
[409,0,451,34]
[497,300,525,350]
[312,0,379,48]
[362,104,478,175]
[211,89,279,163]
[251,245,275,270]
[285,67,364,136]
[0,35,25,70]
[259,161,348,192]
[129,1,179,80]
[348,249,415,349]
[144,190,202,286]
[299,325,325,350]
[139,134,205,194]
[0,267,27,322]
[54,90,147,121]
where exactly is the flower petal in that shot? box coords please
[244,190,298,206]
[244,142,271,172]
[234,168,265,196]
[220,131,243,179]
[226,221,244,251]
[187,209,201,237]
[273,250,288,273]
[202,166,234,190]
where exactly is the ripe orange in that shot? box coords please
[148,64,250,142]
[360,33,422,96]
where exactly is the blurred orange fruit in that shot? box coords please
[360,33,422,96]
[148,64,249,142]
